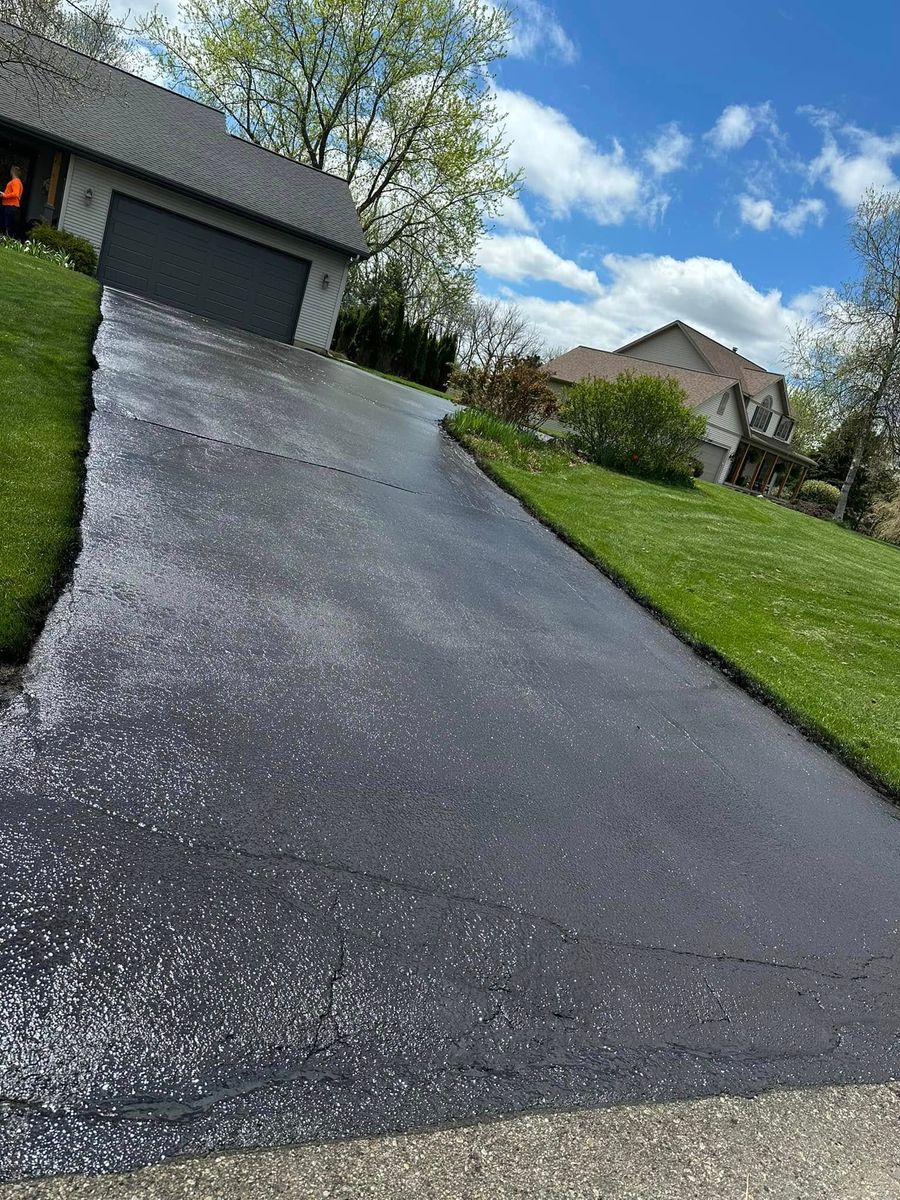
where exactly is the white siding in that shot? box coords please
[619,326,710,373]
[695,387,744,482]
[58,155,351,349]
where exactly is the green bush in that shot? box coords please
[870,496,900,545]
[27,224,97,275]
[0,235,74,269]
[798,479,841,509]
[455,359,557,430]
[561,371,706,484]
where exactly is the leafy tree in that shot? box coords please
[791,188,900,522]
[787,386,831,455]
[142,0,518,315]
[809,413,897,525]
[1,0,133,78]
[355,302,383,369]
[561,372,707,484]
[437,333,458,390]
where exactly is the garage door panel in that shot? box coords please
[697,441,728,483]
[98,195,310,343]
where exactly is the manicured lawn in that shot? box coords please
[344,360,452,400]
[446,409,900,796]
[0,248,101,664]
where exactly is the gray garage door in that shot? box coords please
[696,439,729,482]
[98,194,310,343]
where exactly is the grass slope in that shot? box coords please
[446,409,900,796]
[344,360,451,399]
[0,248,101,664]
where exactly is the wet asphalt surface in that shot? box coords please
[2,291,900,1181]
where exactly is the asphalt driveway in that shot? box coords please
[2,292,900,1180]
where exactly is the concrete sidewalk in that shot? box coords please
[5,1084,900,1199]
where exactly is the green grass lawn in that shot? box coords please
[0,247,101,664]
[343,360,452,400]
[446,408,900,796]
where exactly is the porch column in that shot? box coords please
[789,468,808,501]
[760,456,779,493]
[42,151,63,224]
[728,442,749,485]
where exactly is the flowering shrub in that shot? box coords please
[797,479,841,510]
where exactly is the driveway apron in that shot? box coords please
[2,291,899,1179]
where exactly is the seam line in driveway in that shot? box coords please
[133,417,423,494]
[131,415,533,521]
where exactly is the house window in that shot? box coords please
[749,396,773,432]
[716,394,728,415]
[774,415,794,441]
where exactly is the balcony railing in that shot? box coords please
[747,402,794,442]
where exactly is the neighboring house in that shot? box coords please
[545,320,815,495]
[0,25,369,348]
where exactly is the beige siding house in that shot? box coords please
[545,320,815,494]
[0,25,368,349]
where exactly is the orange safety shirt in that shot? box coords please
[2,178,23,207]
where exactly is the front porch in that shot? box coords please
[0,122,69,233]
[726,438,814,499]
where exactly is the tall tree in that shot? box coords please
[455,297,542,377]
[141,0,518,314]
[1,0,133,80]
[809,412,897,525]
[791,187,900,522]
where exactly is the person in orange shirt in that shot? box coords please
[2,166,23,238]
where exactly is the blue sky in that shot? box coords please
[483,0,900,365]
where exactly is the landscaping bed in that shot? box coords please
[445,407,900,797]
[0,247,101,664]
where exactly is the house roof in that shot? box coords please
[0,24,370,258]
[747,431,816,467]
[615,320,786,404]
[544,346,737,408]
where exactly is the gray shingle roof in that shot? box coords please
[0,24,369,257]
[617,320,785,401]
[545,346,736,408]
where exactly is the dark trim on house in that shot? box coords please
[0,114,367,261]
[725,439,811,499]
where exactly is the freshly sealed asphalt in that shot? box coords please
[1,292,899,1181]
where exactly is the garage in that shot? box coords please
[696,439,729,482]
[98,195,311,343]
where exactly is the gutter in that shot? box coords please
[0,113,371,261]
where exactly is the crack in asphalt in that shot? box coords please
[128,415,532,523]
[28,784,896,990]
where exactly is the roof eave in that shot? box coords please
[747,433,816,466]
[0,113,369,258]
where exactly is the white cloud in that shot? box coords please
[496,88,665,225]
[644,123,691,175]
[738,194,826,235]
[738,195,776,231]
[805,112,900,207]
[493,194,537,233]
[477,234,602,295]
[482,252,821,369]
[706,103,777,152]
[507,0,578,63]
[777,197,826,235]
